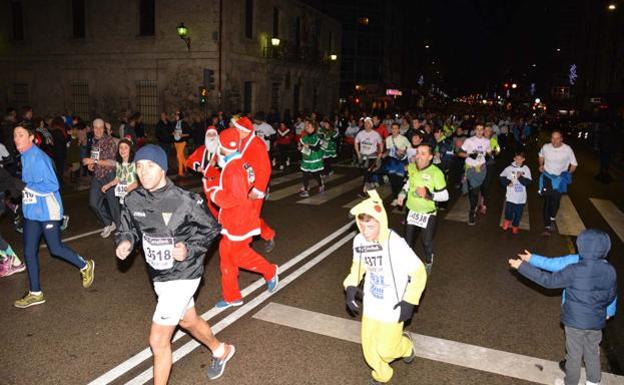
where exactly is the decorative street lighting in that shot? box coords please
[425,44,430,49]
[271,37,281,47]
[511,83,518,89]
[608,3,616,10]
[556,48,561,52]
[176,22,191,51]
[329,54,338,61]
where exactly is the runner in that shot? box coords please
[459,123,492,225]
[233,116,277,252]
[115,144,234,383]
[384,122,410,206]
[343,190,427,385]
[0,167,26,277]
[274,121,294,170]
[355,117,384,194]
[397,143,448,273]
[298,119,326,197]
[478,123,501,214]
[499,151,531,234]
[100,138,138,208]
[207,128,279,308]
[538,130,577,236]
[13,123,95,308]
[319,118,339,177]
[185,126,220,218]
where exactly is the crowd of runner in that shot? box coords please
[0,104,617,385]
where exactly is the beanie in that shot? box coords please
[135,144,168,171]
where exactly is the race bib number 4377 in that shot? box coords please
[142,235,174,270]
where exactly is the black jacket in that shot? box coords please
[155,120,172,144]
[116,179,221,282]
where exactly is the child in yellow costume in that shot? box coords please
[343,190,427,385]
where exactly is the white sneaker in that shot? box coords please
[286,159,290,167]
[553,379,564,385]
[100,223,117,238]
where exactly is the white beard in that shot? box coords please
[205,138,218,154]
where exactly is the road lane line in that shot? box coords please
[267,174,346,201]
[253,303,624,385]
[297,178,362,205]
[124,231,356,385]
[269,172,302,186]
[590,198,624,243]
[556,195,585,236]
[499,201,530,230]
[41,229,103,249]
[87,221,354,385]
[343,184,392,209]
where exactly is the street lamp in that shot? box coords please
[556,48,561,52]
[608,3,616,10]
[176,22,191,51]
[511,83,518,89]
[329,54,338,61]
[271,37,281,47]
[425,44,430,49]
[532,63,537,68]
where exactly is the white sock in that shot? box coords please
[212,342,225,358]
[30,291,42,295]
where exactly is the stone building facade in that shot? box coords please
[0,0,341,125]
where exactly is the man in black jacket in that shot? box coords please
[155,112,172,156]
[115,145,235,383]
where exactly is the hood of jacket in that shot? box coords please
[577,228,611,260]
[349,189,389,242]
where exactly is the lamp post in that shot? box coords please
[271,37,281,47]
[329,54,338,61]
[177,22,191,51]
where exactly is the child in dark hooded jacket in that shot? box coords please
[509,229,617,385]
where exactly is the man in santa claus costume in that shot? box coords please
[209,128,279,309]
[231,116,276,252]
[186,126,220,218]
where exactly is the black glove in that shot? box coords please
[394,301,415,322]
[345,286,361,316]
[485,153,492,162]
[468,152,478,160]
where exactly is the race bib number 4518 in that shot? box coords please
[142,235,174,270]
[407,210,430,228]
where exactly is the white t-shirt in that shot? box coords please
[355,130,383,157]
[294,121,305,135]
[538,143,577,175]
[352,231,422,323]
[461,136,492,167]
[500,163,532,204]
[254,122,276,151]
[345,125,360,138]
[385,134,411,158]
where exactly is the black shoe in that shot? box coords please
[403,331,417,364]
[468,213,476,226]
[558,360,565,372]
[265,238,275,253]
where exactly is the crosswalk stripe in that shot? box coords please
[444,195,470,223]
[343,184,393,209]
[297,178,362,205]
[267,174,346,201]
[499,202,530,230]
[555,195,585,236]
[590,198,624,242]
[253,302,624,385]
[270,172,301,186]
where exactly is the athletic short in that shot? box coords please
[152,278,201,326]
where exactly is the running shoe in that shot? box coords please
[502,220,511,231]
[318,185,325,193]
[402,331,416,364]
[207,344,235,380]
[61,215,70,231]
[265,238,276,253]
[14,292,46,308]
[468,212,476,226]
[214,299,244,309]
[81,259,95,288]
[425,263,432,275]
[299,190,310,198]
[512,227,520,235]
[479,204,487,215]
[2,259,26,277]
[267,265,279,293]
[100,223,116,238]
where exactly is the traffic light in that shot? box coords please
[199,86,208,106]
[203,68,215,90]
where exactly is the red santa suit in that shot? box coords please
[210,128,277,302]
[233,117,276,241]
[185,126,220,217]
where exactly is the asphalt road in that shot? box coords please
[1,134,622,385]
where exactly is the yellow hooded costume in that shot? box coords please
[343,190,427,383]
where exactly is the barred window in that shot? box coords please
[136,80,158,124]
[70,80,89,121]
[12,83,29,107]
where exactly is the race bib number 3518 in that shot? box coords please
[142,235,174,270]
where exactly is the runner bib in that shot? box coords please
[115,183,128,198]
[90,147,100,160]
[22,190,37,205]
[407,210,430,228]
[142,234,175,270]
[301,146,311,156]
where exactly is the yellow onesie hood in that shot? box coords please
[349,189,390,243]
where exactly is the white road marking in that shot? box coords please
[499,201,530,230]
[343,184,392,209]
[124,231,356,385]
[267,174,346,201]
[41,229,103,249]
[443,195,470,223]
[297,178,362,205]
[86,221,355,385]
[590,198,624,243]
[556,195,585,236]
[253,303,624,385]
[269,172,303,186]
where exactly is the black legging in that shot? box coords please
[388,174,404,199]
[404,213,437,264]
[302,171,323,191]
[543,192,562,228]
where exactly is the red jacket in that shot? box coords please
[210,153,260,241]
[240,132,271,193]
[186,145,220,217]
[375,124,389,140]
[275,127,294,146]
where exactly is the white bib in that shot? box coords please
[22,190,37,205]
[407,210,430,228]
[142,234,175,270]
[90,148,100,160]
[114,183,128,198]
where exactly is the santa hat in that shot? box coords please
[219,128,240,152]
[205,125,218,135]
[233,116,253,132]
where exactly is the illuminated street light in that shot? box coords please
[329,54,338,61]
[176,22,191,50]
[535,98,541,104]
[511,83,518,89]
[532,63,537,68]
[271,37,281,46]
[425,44,430,49]
[608,3,616,10]
[556,48,561,52]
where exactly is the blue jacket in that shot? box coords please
[529,254,616,318]
[518,229,617,330]
[21,144,64,221]
[538,171,571,194]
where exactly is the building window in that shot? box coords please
[244,0,253,39]
[70,81,89,121]
[271,82,280,111]
[272,7,279,38]
[11,83,29,107]
[136,80,158,125]
[139,0,155,36]
[243,81,253,113]
[292,83,300,113]
[11,1,24,41]
[72,0,85,38]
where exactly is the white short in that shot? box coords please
[152,278,201,326]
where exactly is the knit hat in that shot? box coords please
[135,144,168,171]
[233,116,253,132]
[219,128,240,152]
